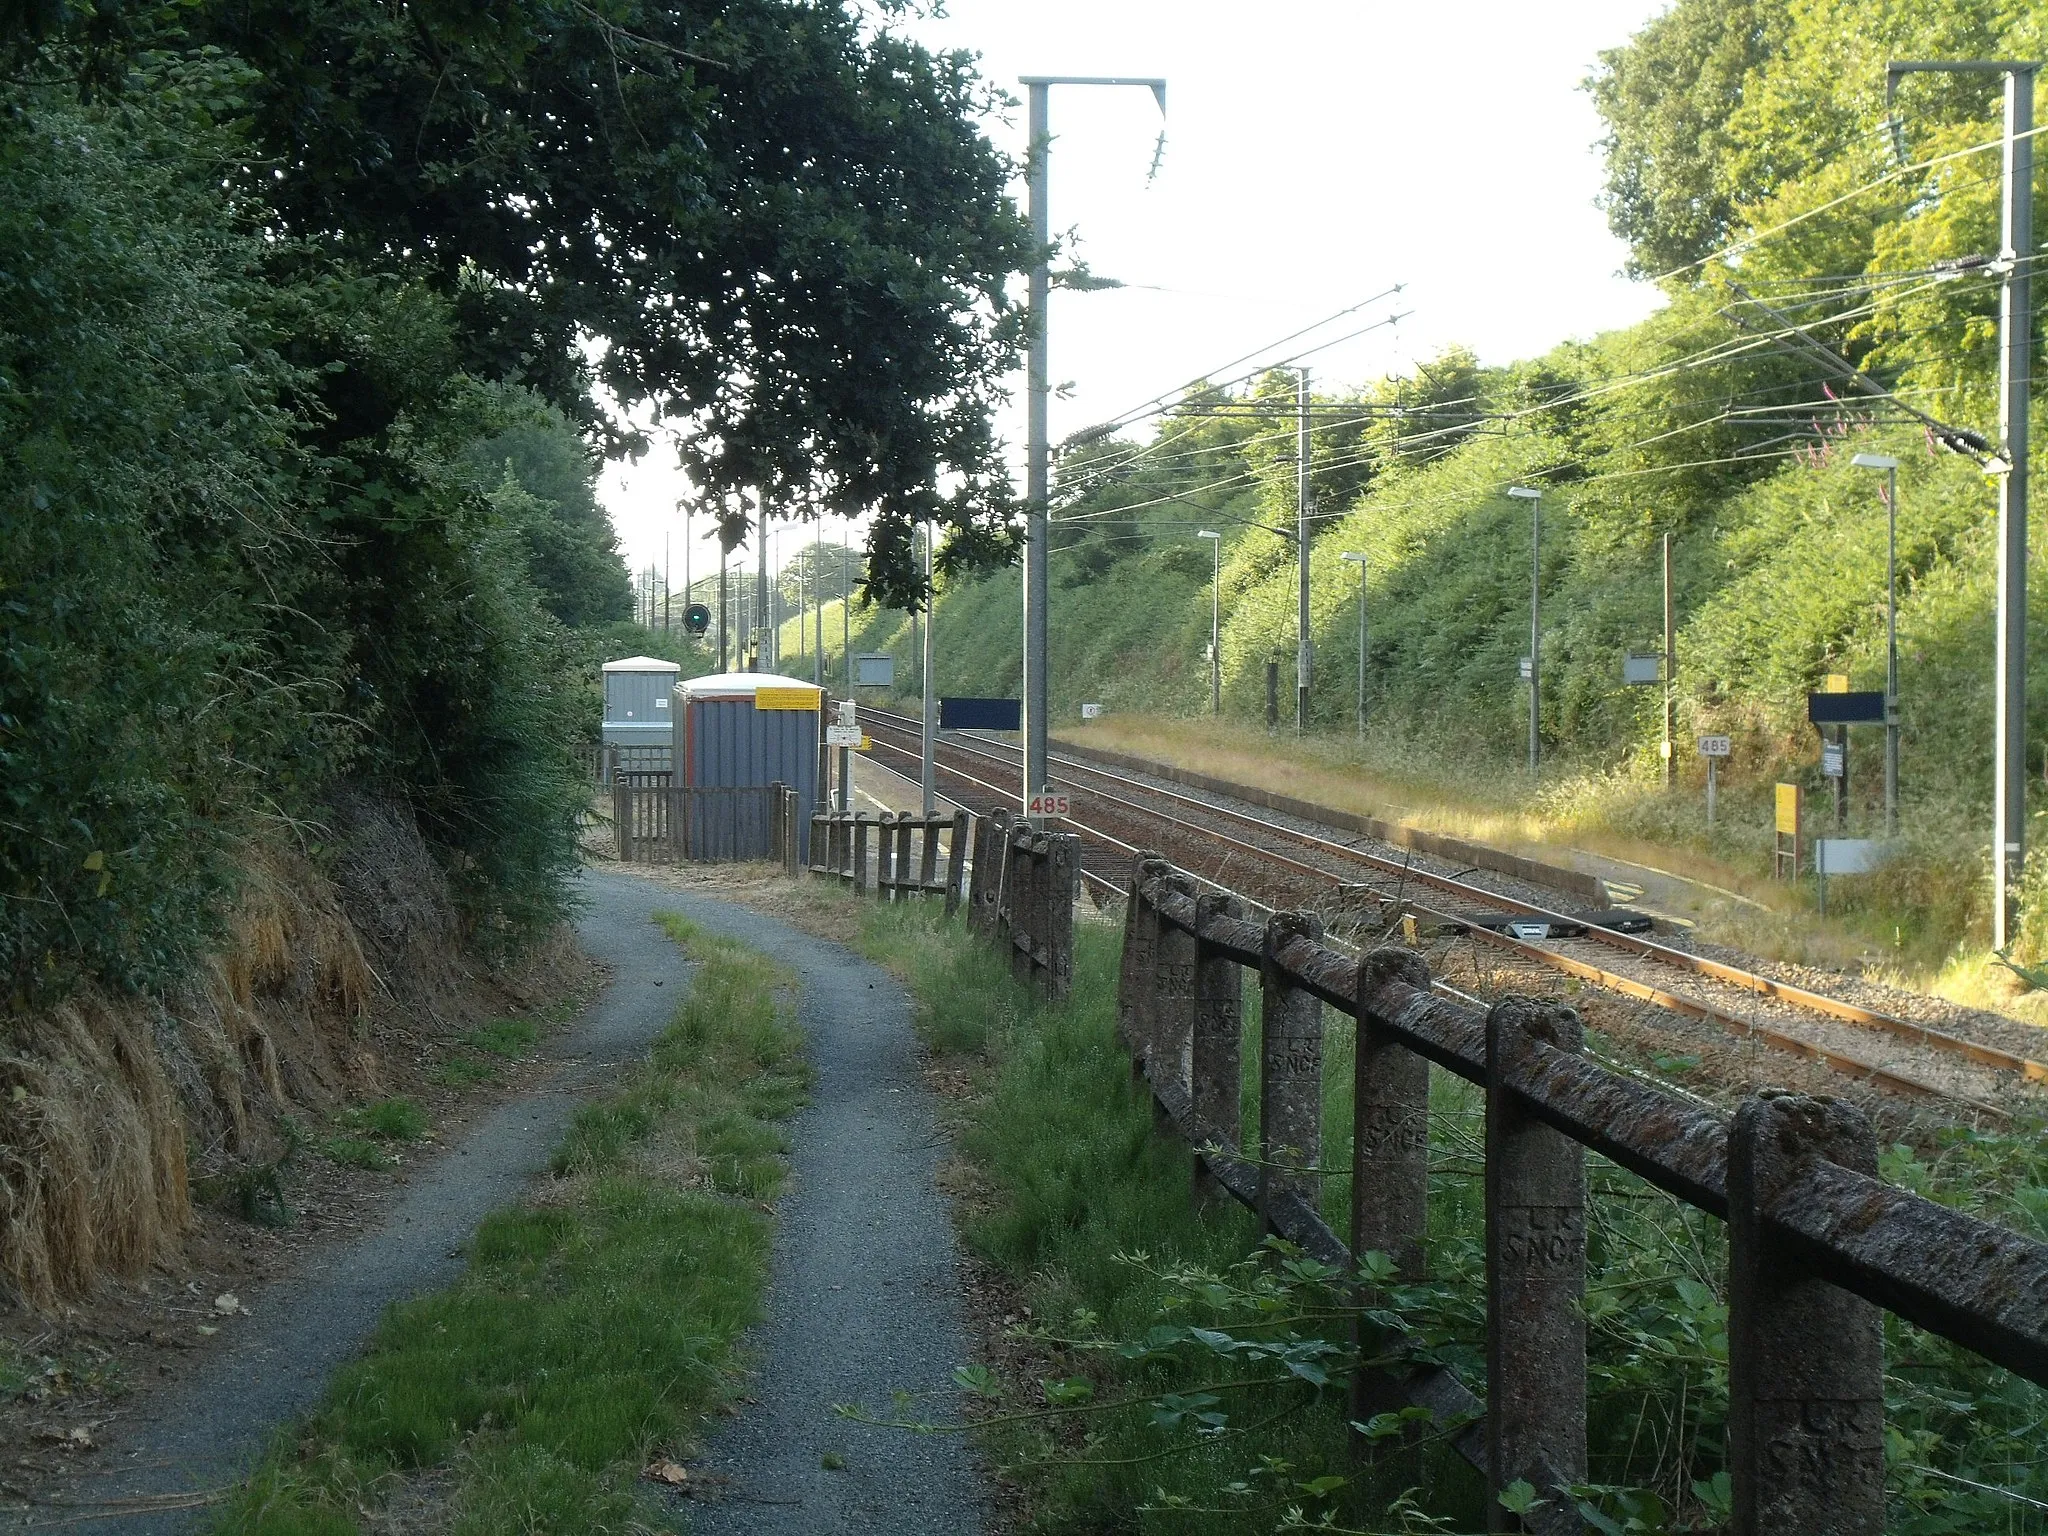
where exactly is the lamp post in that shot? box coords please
[1852,452,1902,837]
[1888,58,2036,946]
[1340,552,1367,740]
[1508,487,1543,774]
[1197,530,1222,714]
[1019,73,1166,823]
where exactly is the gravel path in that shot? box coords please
[31,871,690,1533]
[19,871,980,1534]
[645,880,984,1536]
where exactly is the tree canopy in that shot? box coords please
[193,0,1032,604]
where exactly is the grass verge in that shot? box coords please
[849,893,2048,1535]
[207,912,809,1534]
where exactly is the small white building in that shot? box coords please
[601,656,681,768]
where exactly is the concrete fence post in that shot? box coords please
[1117,855,1168,1069]
[1353,946,1432,1283]
[878,811,897,899]
[1022,833,1052,992]
[1485,996,1587,1534]
[900,817,918,899]
[1350,946,1434,1435]
[1728,1093,1885,1536]
[852,814,870,896]
[1044,833,1078,999]
[1191,891,1245,1199]
[1148,876,1198,1112]
[1004,826,1033,983]
[944,809,970,917]
[1257,911,1325,1234]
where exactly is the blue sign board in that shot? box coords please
[1806,691,1886,725]
[940,697,1022,731]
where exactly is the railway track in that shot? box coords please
[853,705,2048,1119]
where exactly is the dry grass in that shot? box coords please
[0,796,469,1309]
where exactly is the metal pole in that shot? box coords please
[1663,531,1676,789]
[1357,557,1368,740]
[718,541,731,672]
[1211,537,1221,715]
[1891,59,2038,946]
[683,509,692,643]
[922,523,937,815]
[812,531,823,686]
[1707,756,1718,829]
[756,506,770,673]
[839,530,851,810]
[1530,498,1542,774]
[1885,464,1899,838]
[1024,80,1051,820]
[1997,69,2033,946]
[663,532,670,632]
[1296,366,1312,731]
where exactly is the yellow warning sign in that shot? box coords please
[1822,673,1849,693]
[1775,782,1801,835]
[753,687,820,711]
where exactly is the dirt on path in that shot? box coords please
[6,874,692,1533]
[641,878,985,1536]
[10,870,985,1534]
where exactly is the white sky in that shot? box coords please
[604,0,1671,586]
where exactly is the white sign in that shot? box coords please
[1081,703,1102,720]
[836,700,858,728]
[1822,743,1845,778]
[826,724,862,748]
[1815,838,1888,875]
[1622,653,1661,685]
[1027,789,1071,818]
[1518,656,1533,680]
[1697,734,1732,758]
[855,652,895,688]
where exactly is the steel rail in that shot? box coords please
[863,709,2026,1113]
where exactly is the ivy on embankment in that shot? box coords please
[850,899,2048,1536]
[209,914,809,1534]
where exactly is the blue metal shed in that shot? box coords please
[673,672,821,862]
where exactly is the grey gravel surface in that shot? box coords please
[31,871,984,1534]
[24,872,695,1533]
[647,881,984,1536]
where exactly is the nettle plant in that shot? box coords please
[859,1116,2048,1536]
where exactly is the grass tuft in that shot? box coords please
[208,911,810,1534]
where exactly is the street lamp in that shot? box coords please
[1852,452,1902,836]
[1020,73,1167,823]
[1508,487,1543,774]
[1197,530,1222,714]
[1340,552,1367,740]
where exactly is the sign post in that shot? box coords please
[835,699,856,812]
[1807,678,1881,834]
[1698,734,1731,827]
[1773,783,1802,881]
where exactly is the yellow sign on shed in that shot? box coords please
[1775,782,1801,835]
[753,687,821,711]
